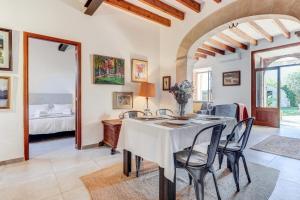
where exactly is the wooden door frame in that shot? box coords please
[23,32,82,160]
[251,42,300,127]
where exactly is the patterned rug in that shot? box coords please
[81,160,279,200]
[251,135,300,160]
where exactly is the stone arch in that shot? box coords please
[176,0,300,81]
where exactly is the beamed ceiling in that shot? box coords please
[81,0,222,27]
[194,18,300,60]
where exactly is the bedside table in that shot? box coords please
[100,119,122,154]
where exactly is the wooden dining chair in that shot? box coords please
[217,117,254,192]
[174,124,226,200]
[156,108,174,116]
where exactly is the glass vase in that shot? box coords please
[179,103,186,117]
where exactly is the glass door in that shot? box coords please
[280,65,300,127]
[252,50,281,128]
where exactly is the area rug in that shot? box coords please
[81,161,279,200]
[251,135,300,160]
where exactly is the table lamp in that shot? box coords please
[138,82,156,115]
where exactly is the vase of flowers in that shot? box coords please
[169,80,193,116]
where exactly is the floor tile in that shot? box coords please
[244,149,277,166]
[41,194,64,200]
[0,158,53,189]
[62,186,91,200]
[0,174,60,200]
[269,178,300,200]
[55,161,99,192]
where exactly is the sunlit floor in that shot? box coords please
[281,115,300,127]
[0,126,300,200]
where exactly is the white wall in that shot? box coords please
[159,0,235,110]
[29,39,76,99]
[194,34,300,112]
[0,0,160,162]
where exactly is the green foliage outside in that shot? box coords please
[281,85,297,107]
[281,107,300,116]
[286,72,300,104]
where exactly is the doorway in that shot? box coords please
[23,32,82,160]
[252,43,300,128]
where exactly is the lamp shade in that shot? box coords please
[138,82,156,97]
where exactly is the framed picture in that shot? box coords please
[162,76,171,91]
[0,28,12,71]
[93,54,125,85]
[131,59,148,82]
[0,76,11,109]
[223,71,241,86]
[112,92,133,109]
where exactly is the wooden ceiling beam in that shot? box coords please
[230,27,258,46]
[273,18,291,39]
[202,44,225,55]
[176,0,201,13]
[249,21,273,42]
[105,0,171,27]
[139,0,185,20]
[84,0,105,16]
[218,33,248,50]
[195,53,207,59]
[208,38,236,53]
[197,48,216,56]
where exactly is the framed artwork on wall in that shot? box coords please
[0,28,12,71]
[0,76,11,109]
[162,76,171,91]
[223,71,241,86]
[131,59,148,82]
[93,54,125,85]
[112,92,133,109]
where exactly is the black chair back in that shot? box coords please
[119,110,146,119]
[156,109,174,116]
[238,118,254,151]
[214,104,238,120]
[225,118,254,151]
[186,124,225,168]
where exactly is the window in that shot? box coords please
[193,68,212,102]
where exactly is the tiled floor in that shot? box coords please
[0,125,300,200]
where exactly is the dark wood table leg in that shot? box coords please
[111,148,116,155]
[123,150,131,176]
[159,167,176,200]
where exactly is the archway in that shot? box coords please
[176,0,300,82]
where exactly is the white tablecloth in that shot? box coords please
[117,117,236,182]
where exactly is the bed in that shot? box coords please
[29,93,75,135]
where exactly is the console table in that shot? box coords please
[100,119,122,154]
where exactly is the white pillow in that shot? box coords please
[52,104,72,114]
[29,104,49,117]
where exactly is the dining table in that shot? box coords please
[117,115,237,200]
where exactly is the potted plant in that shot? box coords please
[169,80,193,116]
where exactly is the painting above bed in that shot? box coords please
[93,54,125,85]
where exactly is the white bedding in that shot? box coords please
[29,113,75,135]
